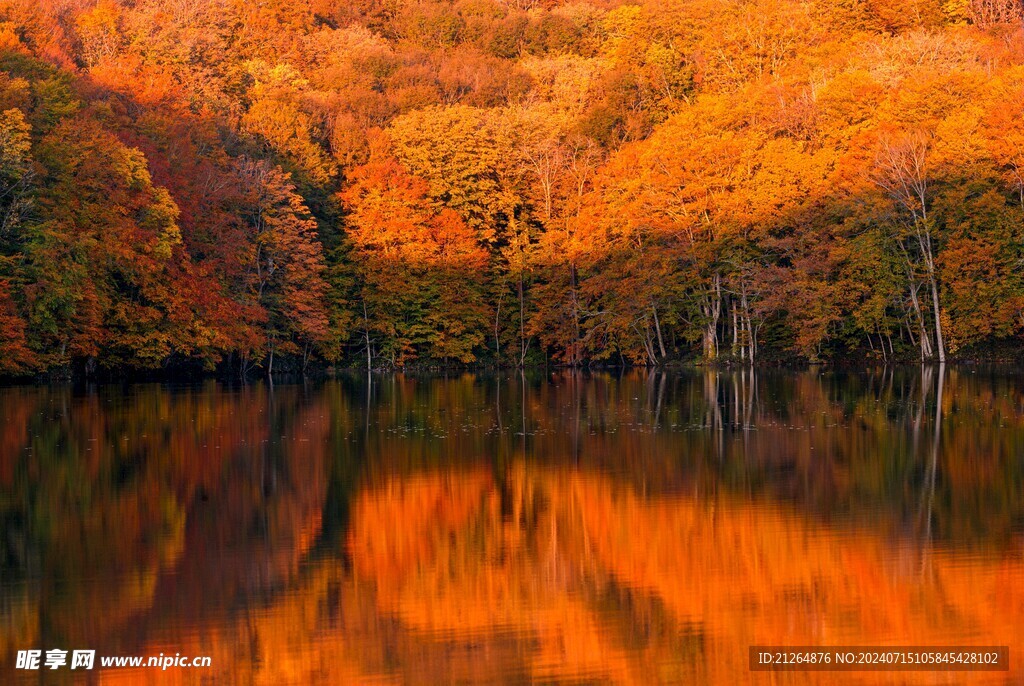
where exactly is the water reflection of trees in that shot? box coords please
[344,368,1024,548]
[1,369,1022,683]
[343,461,1024,683]
[0,382,331,670]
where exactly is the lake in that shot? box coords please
[1,368,1022,684]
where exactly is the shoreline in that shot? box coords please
[2,355,1022,386]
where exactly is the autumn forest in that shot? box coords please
[0,0,1023,376]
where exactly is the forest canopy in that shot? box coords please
[0,0,1022,374]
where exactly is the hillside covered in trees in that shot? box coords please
[0,0,1022,375]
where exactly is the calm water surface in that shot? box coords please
[1,368,1023,684]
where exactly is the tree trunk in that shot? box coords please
[518,276,526,367]
[494,291,501,364]
[917,212,946,363]
[635,323,657,366]
[570,262,580,366]
[927,270,946,363]
[908,282,932,361]
[749,317,757,364]
[701,274,722,361]
[652,306,666,361]
[740,289,754,365]
[732,308,739,358]
[363,299,372,373]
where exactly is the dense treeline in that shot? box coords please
[0,0,1021,375]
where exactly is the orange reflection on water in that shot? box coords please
[344,465,1024,685]
[26,460,1024,685]
[4,372,1024,685]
